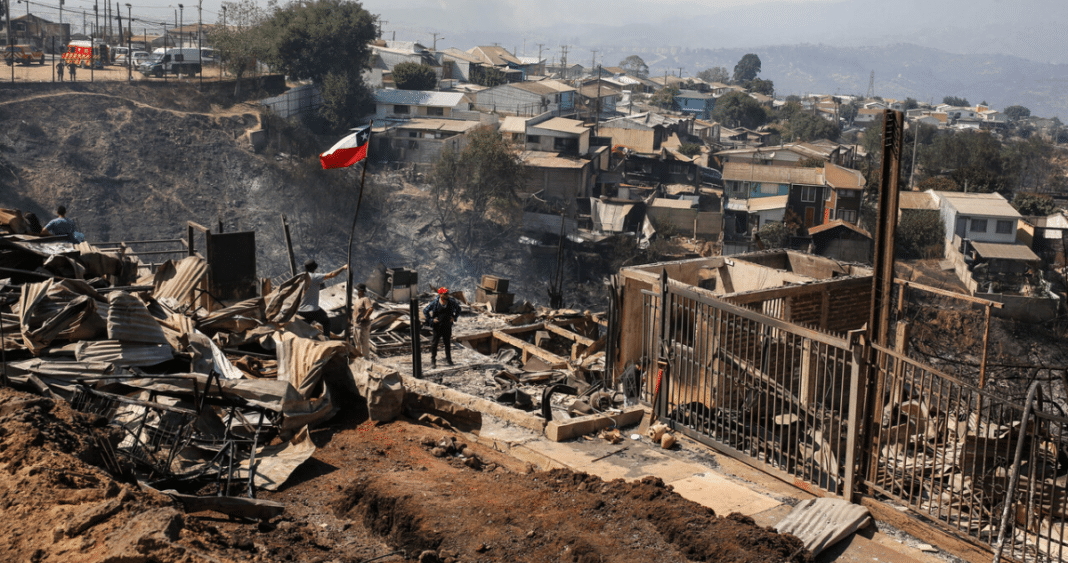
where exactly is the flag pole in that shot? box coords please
[344,121,372,346]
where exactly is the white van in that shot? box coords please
[112,45,129,65]
[139,47,202,77]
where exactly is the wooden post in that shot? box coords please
[844,329,867,501]
[800,339,816,405]
[281,214,297,277]
[868,110,904,348]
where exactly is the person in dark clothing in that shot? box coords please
[23,212,42,235]
[41,205,82,243]
[68,63,76,81]
[424,287,461,368]
[56,60,65,82]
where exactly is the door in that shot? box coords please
[805,207,815,228]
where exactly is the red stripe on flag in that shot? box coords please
[320,144,367,169]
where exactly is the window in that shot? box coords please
[393,105,409,114]
[839,210,857,223]
[427,106,444,116]
[526,135,540,145]
[553,137,578,153]
[996,220,1014,234]
[760,183,778,194]
[970,219,987,233]
[801,186,818,202]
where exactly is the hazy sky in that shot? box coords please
[28,0,1067,65]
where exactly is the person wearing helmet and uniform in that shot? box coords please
[423,287,461,368]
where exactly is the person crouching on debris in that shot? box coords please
[41,205,84,243]
[353,283,374,357]
[297,259,346,331]
[424,287,461,368]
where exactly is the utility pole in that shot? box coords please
[560,44,569,77]
[92,0,98,81]
[198,0,202,87]
[431,32,443,50]
[590,48,597,74]
[6,0,11,83]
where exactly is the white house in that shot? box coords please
[374,90,468,120]
[931,190,1023,245]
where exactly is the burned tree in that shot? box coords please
[430,126,525,261]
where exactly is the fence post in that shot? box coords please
[844,328,867,502]
[654,268,670,419]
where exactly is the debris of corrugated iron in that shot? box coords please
[18,280,104,353]
[106,291,169,344]
[264,273,307,324]
[73,340,174,367]
[152,256,208,307]
[197,297,264,333]
[274,331,348,399]
[774,498,872,556]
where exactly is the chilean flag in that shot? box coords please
[320,126,371,169]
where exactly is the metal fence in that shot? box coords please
[637,278,1068,561]
[866,343,1068,562]
[641,278,856,497]
[260,83,322,120]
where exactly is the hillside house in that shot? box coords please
[520,146,609,209]
[468,46,532,80]
[676,90,715,120]
[374,90,469,121]
[577,84,620,116]
[808,221,873,263]
[1,14,69,51]
[371,118,482,164]
[823,163,866,224]
[599,112,694,154]
[933,190,1022,246]
[471,80,576,116]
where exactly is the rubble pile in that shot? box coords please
[0,215,372,504]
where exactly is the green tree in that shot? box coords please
[208,0,266,97]
[732,53,761,84]
[798,156,825,168]
[916,176,961,192]
[697,66,729,83]
[392,62,437,90]
[260,0,376,130]
[897,211,945,259]
[677,143,701,158]
[712,91,768,129]
[651,85,680,111]
[1004,105,1031,121]
[782,111,840,142]
[619,55,649,78]
[745,78,774,96]
[904,97,919,110]
[756,221,789,249]
[431,127,525,258]
[1011,193,1059,216]
[471,64,507,87]
[840,100,859,125]
[942,95,970,107]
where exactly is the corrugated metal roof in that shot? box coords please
[722,162,824,185]
[823,162,865,190]
[467,45,522,67]
[808,219,871,237]
[748,195,789,212]
[775,498,872,556]
[934,190,1022,218]
[510,81,564,96]
[520,151,588,169]
[650,198,696,209]
[441,48,482,64]
[591,200,635,232]
[530,117,588,135]
[106,291,169,344]
[395,118,481,133]
[898,191,937,210]
[971,242,1040,261]
[374,89,466,107]
[154,256,208,305]
[500,116,530,134]
[74,340,174,367]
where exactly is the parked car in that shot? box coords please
[130,51,150,68]
[139,47,202,77]
[4,45,45,65]
[112,45,130,65]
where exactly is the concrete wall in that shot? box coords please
[982,293,1060,323]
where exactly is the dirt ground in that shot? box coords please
[2,57,227,83]
[0,384,810,563]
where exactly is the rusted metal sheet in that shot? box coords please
[264,274,307,325]
[153,256,208,306]
[775,498,872,556]
[10,358,116,377]
[73,340,174,367]
[106,292,169,344]
[198,297,264,333]
[273,331,348,399]
[18,279,105,354]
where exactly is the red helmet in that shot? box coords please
[437,287,448,295]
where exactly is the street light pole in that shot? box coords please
[197,0,201,87]
[178,4,183,49]
[125,3,131,81]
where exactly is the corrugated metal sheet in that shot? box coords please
[154,256,208,305]
[74,340,174,367]
[10,358,116,377]
[722,162,824,185]
[774,498,871,556]
[106,291,169,344]
[591,200,636,233]
[971,241,1040,261]
[373,89,465,107]
[935,191,1022,217]
[274,332,348,400]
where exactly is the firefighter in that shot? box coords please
[56,59,65,82]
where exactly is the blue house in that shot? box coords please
[676,90,715,120]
